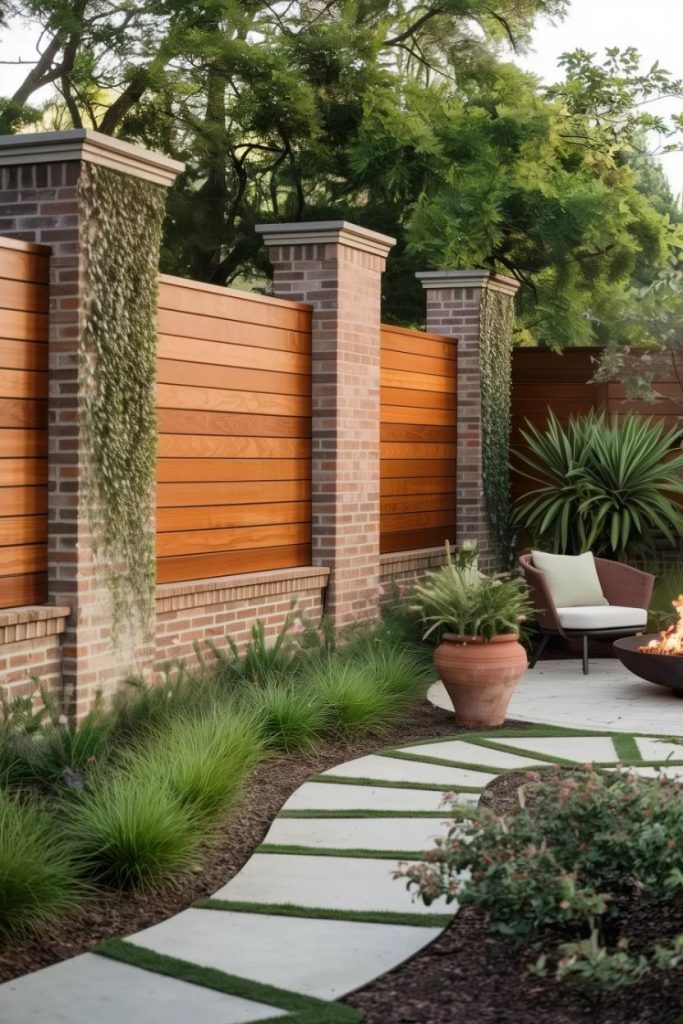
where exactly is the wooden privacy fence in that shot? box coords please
[511,346,683,499]
[380,324,457,553]
[156,276,313,585]
[0,238,48,611]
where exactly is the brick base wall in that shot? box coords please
[0,606,70,702]
[379,547,447,596]
[155,566,330,671]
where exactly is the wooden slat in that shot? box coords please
[381,404,456,427]
[381,476,455,496]
[0,340,47,372]
[0,309,48,342]
[157,479,310,508]
[0,543,45,577]
[381,509,455,534]
[157,521,310,558]
[0,246,48,286]
[381,387,454,410]
[381,368,456,394]
[381,494,455,515]
[0,278,48,313]
[157,458,309,482]
[157,409,309,439]
[381,526,456,554]
[157,358,310,396]
[381,459,454,479]
[0,572,47,610]
[0,368,48,399]
[381,326,455,361]
[157,382,309,418]
[0,398,47,428]
[0,486,47,516]
[0,515,46,546]
[381,423,456,444]
[158,502,311,533]
[158,335,309,376]
[159,276,311,331]
[0,430,48,457]
[158,436,309,460]
[382,348,457,377]
[157,544,311,585]
[381,442,457,460]
[158,309,309,352]
[0,459,47,486]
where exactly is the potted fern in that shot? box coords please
[413,544,532,727]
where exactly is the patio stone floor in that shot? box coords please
[3,663,683,1023]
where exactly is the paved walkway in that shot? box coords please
[3,670,683,1022]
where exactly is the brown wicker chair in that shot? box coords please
[519,554,655,675]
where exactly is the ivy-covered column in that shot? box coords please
[0,131,182,716]
[416,270,520,573]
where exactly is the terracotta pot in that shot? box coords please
[433,632,528,728]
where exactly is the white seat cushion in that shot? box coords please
[556,606,647,631]
[531,551,608,607]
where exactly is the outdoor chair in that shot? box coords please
[519,553,655,675]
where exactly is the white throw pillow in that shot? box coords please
[531,550,608,608]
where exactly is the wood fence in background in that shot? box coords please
[0,238,48,610]
[156,276,313,585]
[380,324,457,554]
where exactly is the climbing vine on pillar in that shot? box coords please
[79,164,165,635]
[480,285,516,570]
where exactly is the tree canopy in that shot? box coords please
[1,0,681,346]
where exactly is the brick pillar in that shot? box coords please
[256,221,395,627]
[416,270,520,573]
[0,130,182,715]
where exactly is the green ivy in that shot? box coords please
[79,164,165,636]
[479,284,515,570]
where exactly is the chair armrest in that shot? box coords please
[594,558,655,611]
[519,555,565,635]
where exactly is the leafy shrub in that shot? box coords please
[68,773,202,889]
[513,411,683,557]
[412,543,532,641]
[245,682,327,752]
[0,791,83,936]
[110,666,221,745]
[124,709,265,823]
[400,767,683,986]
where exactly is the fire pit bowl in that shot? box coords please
[613,634,683,693]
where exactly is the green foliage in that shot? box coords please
[200,607,316,689]
[480,286,515,569]
[243,682,327,753]
[412,543,532,640]
[68,773,203,889]
[79,164,165,634]
[122,710,265,823]
[305,656,408,736]
[513,412,683,557]
[0,792,83,937]
[401,766,683,986]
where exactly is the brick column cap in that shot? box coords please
[0,129,184,188]
[256,220,396,259]
[416,269,520,297]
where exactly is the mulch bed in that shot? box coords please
[343,768,683,1024]
[0,699,528,985]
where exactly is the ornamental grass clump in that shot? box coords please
[0,792,83,936]
[245,681,327,753]
[306,659,400,735]
[400,766,683,988]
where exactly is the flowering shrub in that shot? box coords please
[398,767,683,985]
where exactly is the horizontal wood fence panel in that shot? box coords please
[158,544,310,586]
[159,335,309,376]
[158,502,311,534]
[0,237,49,608]
[157,278,313,583]
[380,324,457,554]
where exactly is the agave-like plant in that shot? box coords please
[513,412,683,557]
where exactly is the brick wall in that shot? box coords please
[379,546,447,596]
[0,606,69,702]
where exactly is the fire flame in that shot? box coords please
[639,595,683,656]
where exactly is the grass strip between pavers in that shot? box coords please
[612,734,642,763]
[195,898,454,928]
[377,749,532,774]
[277,808,466,819]
[461,736,579,766]
[309,773,481,793]
[95,937,360,1023]
[388,724,625,748]
[256,843,428,860]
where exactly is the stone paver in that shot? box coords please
[0,953,283,1024]
[634,736,683,761]
[322,753,496,787]
[127,909,440,1001]
[263,815,447,851]
[280,780,476,812]
[493,734,620,762]
[397,739,546,769]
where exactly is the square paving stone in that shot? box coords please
[634,736,683,762]
[263,815,451,852]
[0,952,283,1024]
[281,781,477,813]
[322,753,496,788]
[128,908,442,1001]
[212,852,449,914]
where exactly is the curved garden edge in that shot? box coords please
[3,717,683,1023]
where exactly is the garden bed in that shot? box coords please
[0,700,529,985]
[343,769,683,1024]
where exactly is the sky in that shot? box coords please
[0,0,681,195]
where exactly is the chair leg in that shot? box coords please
[530,632,550,669]
[582,635,589,675]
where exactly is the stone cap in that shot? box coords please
[257,220,396,259]
[416,269,520,297]
[0,130,184,188]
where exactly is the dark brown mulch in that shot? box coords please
[343,769,683,1024]
[0,699,529,984]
